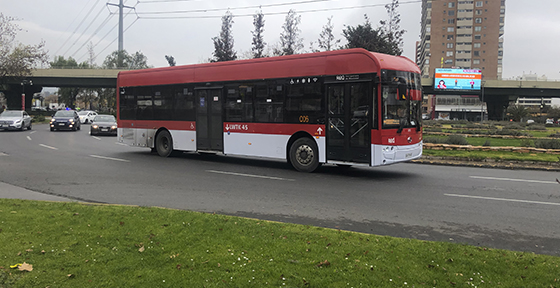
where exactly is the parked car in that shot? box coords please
[50,110,81,131]
[90,115,117,136]
[0,110,32,131]
[78,110,98,124]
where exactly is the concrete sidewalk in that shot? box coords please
[0,181,75,202]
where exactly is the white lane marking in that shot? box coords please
[206,170,295,181]
[39,144,58,150]
[115,142,128,146]
[445,193,560,207]
[30,131,36,134]
[470,176,557,185]
[26,136,32,141]
[91,136,101,140]
[0,152,7,156]
[89,155,130,162]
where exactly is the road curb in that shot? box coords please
[412,156,560,171]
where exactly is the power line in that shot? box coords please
[61,2,108,57]
[136,0,332,15]
[53,0,104,56]
[139,0,422,20]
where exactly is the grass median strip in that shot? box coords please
[1,199,559,287]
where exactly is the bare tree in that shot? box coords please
[379,0,406,56]
[312,16,340,52]
[0,13,48,80]
[251,10,266,58]
[275,10,303,56]
[165,55,176,66]
[212,10,237,62]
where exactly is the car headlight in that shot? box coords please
[15,120,21,123]
[111,125,117,129]
[50,119,55,123]
[92,125,99,129]
[69,119,74,123]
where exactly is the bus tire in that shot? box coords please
[156,130,174,157]
[289,137,320,172]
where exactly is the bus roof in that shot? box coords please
[117,48,420,87]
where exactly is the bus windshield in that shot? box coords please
[381,70,422,131]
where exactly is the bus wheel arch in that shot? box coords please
[155,128,175,157]
[287,132,321,172]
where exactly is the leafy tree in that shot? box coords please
[546,106,560,120]
[251,10,266,58]
[212,11,237,62]
[50,56,91,108]
[275,10,303,56]
[379,0,406,56]
[165,55,176,66]
[102,50,150,69]
[343,15,393,54]
[507,105,529,122]
[0,13,48,79]
[312,16,340,52]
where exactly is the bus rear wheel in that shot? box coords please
[156,130,174,157]
[289,137,320,172]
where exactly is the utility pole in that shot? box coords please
[107,0,134,67]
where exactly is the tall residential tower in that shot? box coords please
[416,0,505,80]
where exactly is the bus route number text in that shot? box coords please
[299,115,309,123]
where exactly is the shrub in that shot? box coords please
[483,139,492,146]
[447,134,469,145]
[423,136,447,144]
[423,127,443,132]
[32,115,45,122]
[503,123,524,130]
[548,133,560,138]
[535,139,560,149]
[494,129,529,137]
[520,139,534,147]
[526,124,547,131]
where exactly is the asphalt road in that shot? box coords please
[1,123,559,256]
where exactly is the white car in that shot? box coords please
[78,110,98,124]
[0,110,32,131]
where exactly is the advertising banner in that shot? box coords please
[434,68,482,91]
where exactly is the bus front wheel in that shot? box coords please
[156,130,174,157]
[289,137,320,172]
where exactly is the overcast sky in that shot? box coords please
[2,0,559,80]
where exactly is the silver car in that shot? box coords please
[0,110,32,131]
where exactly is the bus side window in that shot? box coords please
[225,85,253,122]
[174,87,194,121]
[119,88,136,120]
[285,81,323,124]
[255,83,284,123]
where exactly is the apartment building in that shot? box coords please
[417,0,505,80]
[417,0,505,120]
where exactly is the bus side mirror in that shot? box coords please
[397,84,407,100]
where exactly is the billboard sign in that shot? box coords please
[434,68,482,91]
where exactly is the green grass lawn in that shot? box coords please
[1,199,559,287]
[423,149,560,162]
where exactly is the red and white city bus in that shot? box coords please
[117,48,423,172]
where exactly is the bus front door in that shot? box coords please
[326,83,371,164]
[195,88,223,151]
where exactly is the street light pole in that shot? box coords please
[21,80,33,111]
[480,81,485,123]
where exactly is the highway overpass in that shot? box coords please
[2,69,560,120]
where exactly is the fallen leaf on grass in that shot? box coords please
[317,260,330,267]
[139,246,145,252]
[19,263,33,272]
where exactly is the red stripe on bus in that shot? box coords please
[224,123,325,136]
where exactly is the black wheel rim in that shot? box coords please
[295,144,314,166]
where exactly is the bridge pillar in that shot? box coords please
[1,84,43,111]
[485,95,511,121]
